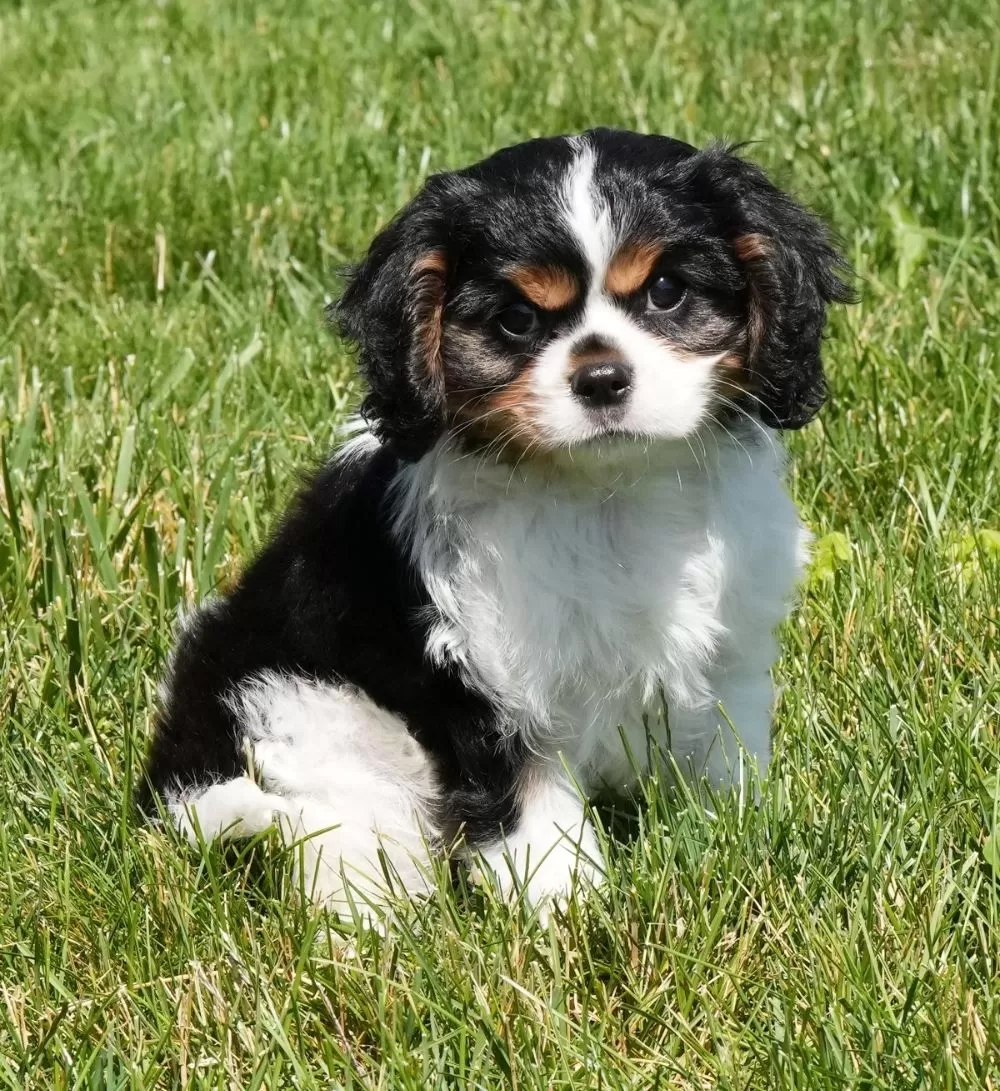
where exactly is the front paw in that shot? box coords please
[524,842,604,924]
[473,823,604,918]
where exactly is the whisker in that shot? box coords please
[713,377,770,412]
[706,408,756,468]
[712,395,781,461]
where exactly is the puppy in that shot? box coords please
[139,129,851,916]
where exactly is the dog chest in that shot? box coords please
[431,479,729,731]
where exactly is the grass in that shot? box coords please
[1,0,999,1085]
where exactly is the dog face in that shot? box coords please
[336,129,852,461]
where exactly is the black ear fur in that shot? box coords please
[333,190,451,460]
[714,150,854,430]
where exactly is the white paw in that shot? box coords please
[169,778,290,843]
[277,801,435,924]
[475,822,604,919]
[527,843,604,926]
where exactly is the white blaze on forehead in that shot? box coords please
[561,141,613,290]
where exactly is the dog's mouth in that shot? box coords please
[572,417,654,448]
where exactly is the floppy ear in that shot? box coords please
[724,154,854,430]
[333,196,450,460]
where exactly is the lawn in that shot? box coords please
[1,0,998,1086]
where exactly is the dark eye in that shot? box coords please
[646,274,686,312]
[497,301,540,338]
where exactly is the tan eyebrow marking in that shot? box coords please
[604,241,663,296]
[507,265,580,311]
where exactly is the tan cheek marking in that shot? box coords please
[604,242,663,297]
[507,266,579,311]
[482,371,538,426]
[451,368,544,457]
[713,351,753,398]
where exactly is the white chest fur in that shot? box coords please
[393,433,807,792]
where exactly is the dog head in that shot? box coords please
[335,129,852,462]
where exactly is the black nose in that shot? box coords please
[570,361,633,408]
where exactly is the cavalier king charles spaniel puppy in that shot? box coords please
[139,129,851,917]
